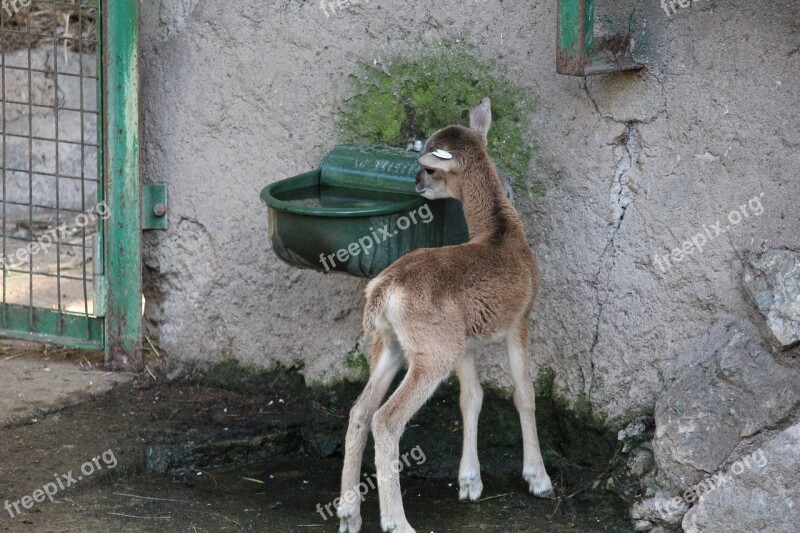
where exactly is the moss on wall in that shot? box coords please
[536,367,609,428]
[338,43,539,186]
[345,345,369,378]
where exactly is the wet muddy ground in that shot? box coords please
[0,353,632,532]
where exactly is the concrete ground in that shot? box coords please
[0,341,129,427]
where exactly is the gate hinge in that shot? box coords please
[142,184,168,230]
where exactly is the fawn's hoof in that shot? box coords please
[339,516,362,533]
[337,502,362,533]
[524,470,556,499]
[458,472,484,501]
[380,519,416,533]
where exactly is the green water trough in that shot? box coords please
[260,145,468,278]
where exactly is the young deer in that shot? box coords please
[337,98,554,533]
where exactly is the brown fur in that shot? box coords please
[338,98,553,533]
[364,124,537,342]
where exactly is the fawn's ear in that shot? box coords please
[418,151,459,173]
[469,97,492,142]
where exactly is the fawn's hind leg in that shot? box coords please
[338,330,403,533]
[372,360,452,533]
[455,350,484,501]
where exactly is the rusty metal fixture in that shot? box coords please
[556,0,643,76]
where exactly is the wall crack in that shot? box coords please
[586,123,643,398]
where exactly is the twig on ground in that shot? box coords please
[107,512,171,520]
[113,492,192,504]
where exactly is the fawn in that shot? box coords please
[337,98,554,533]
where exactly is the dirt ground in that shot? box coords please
[0,344,632,532]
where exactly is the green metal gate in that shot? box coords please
[0,0,142,369]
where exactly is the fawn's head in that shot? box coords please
[415,98,493,200]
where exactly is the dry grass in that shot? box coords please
[0,338,104,366]
[1,0,97,54]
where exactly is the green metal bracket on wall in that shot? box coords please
[142,185,169,230]
[557,0,643,76]
[103,0,143,370]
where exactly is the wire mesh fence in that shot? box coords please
[1,0,101,337]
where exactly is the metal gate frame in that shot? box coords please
[0,0,142,370]
[103,0,141,370]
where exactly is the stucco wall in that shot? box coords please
[140,0,800,423]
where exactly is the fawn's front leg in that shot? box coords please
[506,322,555,498]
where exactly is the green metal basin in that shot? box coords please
[260,145,468,278]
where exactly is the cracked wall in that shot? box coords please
[140,0,800,423]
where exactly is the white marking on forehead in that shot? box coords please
[432,149,453,160]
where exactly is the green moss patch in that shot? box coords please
[532,368,615,471]
[345,344,369,379]
[338,44,538,185]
